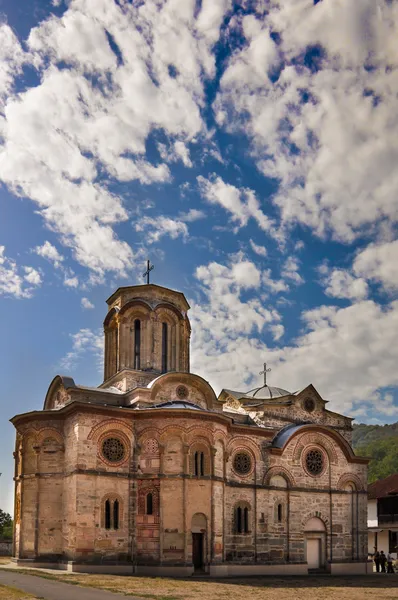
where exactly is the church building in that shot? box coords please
[11,282,370,575]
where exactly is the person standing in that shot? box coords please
[386,552,394,573]
[380,550,387,573]
[374,549,380,573]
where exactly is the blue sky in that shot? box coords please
[1,0,398,513]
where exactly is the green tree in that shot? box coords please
[0,509,12,539]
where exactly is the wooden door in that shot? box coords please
[192,533,203,570]
[307,538,320,569]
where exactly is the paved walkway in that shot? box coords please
[0,570,141,600]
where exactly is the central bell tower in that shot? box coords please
[101,283,191,393]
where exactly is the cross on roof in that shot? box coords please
[143,259,154,284]
[259,362,271,386]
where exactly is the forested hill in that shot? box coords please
[352,422,398,483]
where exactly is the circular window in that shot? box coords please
[102,437,126,463]
[176,385,188,399]
[305,448,324,476]
[304,398,315,412]
[233,451,252,476]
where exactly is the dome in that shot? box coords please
[246,385,291,400]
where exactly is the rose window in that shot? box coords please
[233,451,252,476]
[102,438,125,463]
[176,385,188,399]
[305,449,324,476]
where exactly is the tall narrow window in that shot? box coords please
[244,507,249,533]
[105,499,111,530]
[113,499,119,530]
[161,322,168,373]
[146,493,153,515]
[134,319,141,370]
[277,504,283,523]
[194,451,199,476]
[236,506,242,533]
[200,452,204,476]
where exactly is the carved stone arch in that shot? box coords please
[292,432,338,465]
[138,427,161,451]
[88,419,133,442]
[301,510,330,531]
[118,299,152,318]
[103,306,120,327]
[159,424,187,444]
[264,466,295,487]
[337,473,364,491]
[154,302,184,322]
[36,427,64,446]
[226,436,261,462]
[186,426,215,446]
[188,437,212,476]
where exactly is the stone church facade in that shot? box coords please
[11,283,370,575]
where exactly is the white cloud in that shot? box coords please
[81,297,94,310]
[135,216,188,244]
[64,275,79,288]
[190,257,398,419]
[178,208,206,222]
[0,25,25,106]
[281,256,304,285]
[197,175,276,236]
[34,241,64,268]
[353,240,398,292]
[262,269,289,294]
[249,239,267,257]
[322,266,368,301]
[215,1,398,241]
[0,246,42,298]
[60,328,103,371]
[23,266,42,286]
[0,0,232,275]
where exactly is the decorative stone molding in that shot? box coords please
[263,466,295,487]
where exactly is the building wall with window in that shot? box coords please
[367,474,398,559]
[11,283,369,576]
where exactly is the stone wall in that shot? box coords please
[12,408,368,570]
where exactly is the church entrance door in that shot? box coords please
[192,533,204,571]
[306,538,321,569]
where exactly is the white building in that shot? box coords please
[368,474,398,558]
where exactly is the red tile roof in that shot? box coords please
[368,473,398,499]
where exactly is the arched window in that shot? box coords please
[244,507,249,533]
[194,451,205,476]
[277,503,283,523]
[113,499,119,530]
[235,504,250,534]
[103,497,122,530]
[105,499,111,530]
[134,319,141,370]
[236,506,242,533]
[146,493,153,515]
[161,322,168,373]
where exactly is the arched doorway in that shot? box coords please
[304,517,326,570]
[191,513,207,572]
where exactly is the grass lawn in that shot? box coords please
[0,584,37,599]
[0,570,397,600]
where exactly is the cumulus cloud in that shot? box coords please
[0,0,232,275]
[34,241,64,268]
[190,258,398,419]
[249,239,267,257]
[353,240,398,292]
[197,175,276,236]
[135,216,188,244]
[321,266,369,301]
[178,209,206,222]
[0,246,42,298]
[281,256,304,285]
[215,1,398,241]
[60,328,103,371]
[81,297,94,309]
